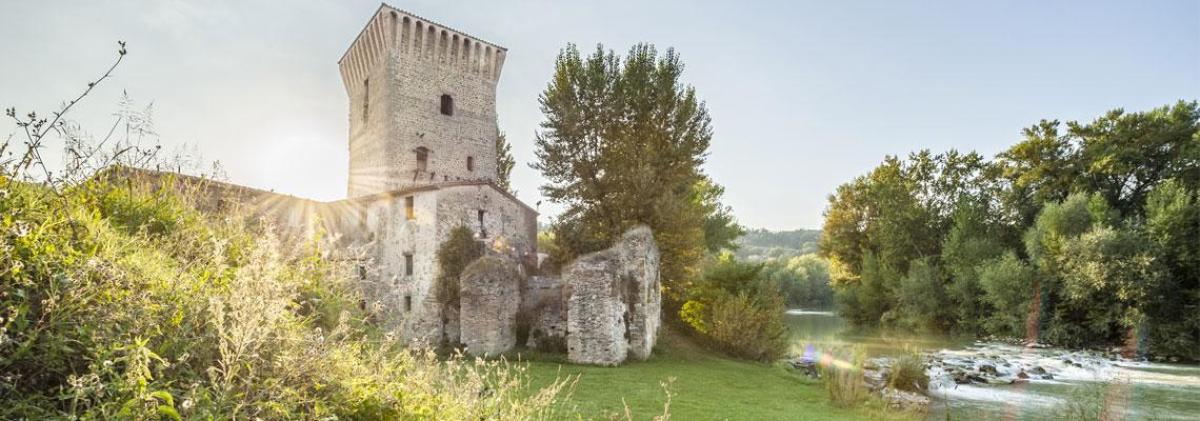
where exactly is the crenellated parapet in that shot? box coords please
[337,3,507,92]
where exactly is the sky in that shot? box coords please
[2,0,1197,230]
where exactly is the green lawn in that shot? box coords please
[517,329,905,420]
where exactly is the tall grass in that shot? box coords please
[821,346,872,408]
[0,175,576,419]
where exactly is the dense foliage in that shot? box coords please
[678,254,788,361]
[735,228,821,260]
[532,43,741,305]
[0,177,571,419]
[820,101,1200,359]
[760,254,835,309]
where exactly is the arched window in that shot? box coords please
[466,156,474,172]
[414,146,429,172]
[440,94,454,116]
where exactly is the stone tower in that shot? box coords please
[339,4,507,198]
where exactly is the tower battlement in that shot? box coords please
[338,4,507,91]
[341,3,507,198]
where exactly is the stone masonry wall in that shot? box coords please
[564,226,662,365]
[565,249,628,366]
[343,6,505,198]
[617,226,661,361]
[459,256,521,356]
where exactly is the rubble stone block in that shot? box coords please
[565,250,629,366]
[459,256,521,356]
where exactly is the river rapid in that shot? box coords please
[784,309,1200,420]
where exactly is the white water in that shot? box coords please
[785,310,1200,420]
[925,343,1200,419]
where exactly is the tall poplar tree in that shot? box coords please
[533,43,733,302]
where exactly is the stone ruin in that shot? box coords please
[458,255,522,356]
[564,226,661,365]
[453,226,662,366]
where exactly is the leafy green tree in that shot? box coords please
[978,252,1037,337]
[533,43,724,303]
[696,177,744,253]
[894,258,951,332]
[762,254,834,308]
[820,102,1200,357]
[1143,180,1200,358]
[940,198,1008,334]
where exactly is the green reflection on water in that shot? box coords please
[782,310,1200,420]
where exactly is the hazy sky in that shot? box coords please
[2,1,1197,230]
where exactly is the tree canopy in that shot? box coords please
[820,101,1200,359]
[533,43,740,303]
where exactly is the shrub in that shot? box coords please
[434,225,485,308]
[679,254,788,361]
[0,177,573,419]
[887,353,929,393]
[707,290,788,361]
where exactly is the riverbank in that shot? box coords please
[785,309,1200,420]
[519,327,906,420]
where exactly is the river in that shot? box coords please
[784,309,1200,420]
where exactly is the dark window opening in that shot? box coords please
[404,253,414,276]
[466,156,474,172]
[362,79,370,122]
[415,146,428,172]
[477,209,487,237]
[404,295,412,312]
[405,196,415,220]
[357,265,367,281]
[440,94,454,116]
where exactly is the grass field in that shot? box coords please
[518,327,905,420]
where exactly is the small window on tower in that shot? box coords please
[440,94,454,116]
[362,79,370,122]
[415,147,429,172]
[466,156,474,172]
[404,253,414,276]
[405,196,415,220]
[404,295,412,312]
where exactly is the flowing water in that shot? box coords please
[785,309,1200,420]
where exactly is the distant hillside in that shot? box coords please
[734,228,821,261]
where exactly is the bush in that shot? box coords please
[707,290,789,361]
[0,177,573,419]
[679,254,788,361]
[887,353,929,393]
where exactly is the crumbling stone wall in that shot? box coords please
[617,226,661,361]
[565,249,628,366]
[523,275,566,351]
[459,255,521,356]
[565,226,661,365]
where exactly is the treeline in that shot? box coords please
[735,228,821,260]
[820,101,1200,359]
[736,228,833,309]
